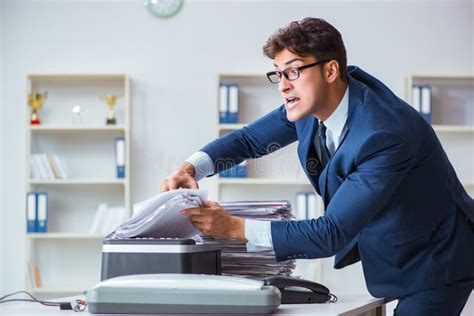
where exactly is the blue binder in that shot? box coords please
[26,192,37,233]
[36,192,48,233]
[219,84,239,124]
[219,161,248,178]
[115,137,125,178]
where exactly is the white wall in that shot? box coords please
[1,0,473,295]
[0,0,5,295]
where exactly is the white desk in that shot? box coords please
[0,294,387,316]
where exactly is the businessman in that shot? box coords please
[161,18,474,315]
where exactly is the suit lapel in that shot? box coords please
[298,116,322,194]
[319,77,363,207]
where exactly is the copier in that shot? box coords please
[101,237,221,280]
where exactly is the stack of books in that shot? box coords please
[30,153,68,179]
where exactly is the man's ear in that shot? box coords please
[324,60,340,84]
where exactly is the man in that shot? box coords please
[161,18,474,315]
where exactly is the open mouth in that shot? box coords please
[285,97,300,109]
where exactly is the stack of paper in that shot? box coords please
[198,201,296,279]
[111,189,207,239]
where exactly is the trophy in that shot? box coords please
[101,95,121,125]
[28,91,47,125]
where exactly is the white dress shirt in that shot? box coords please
[186,87,349,250]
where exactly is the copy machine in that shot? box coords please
[101,237,221,280]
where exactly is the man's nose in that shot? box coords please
[278,76,292,94]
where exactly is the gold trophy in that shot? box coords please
[28,92,48,125]
[101,95,121,125]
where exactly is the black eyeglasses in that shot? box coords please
[266,60,330,84]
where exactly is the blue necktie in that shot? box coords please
[318,122,331,168]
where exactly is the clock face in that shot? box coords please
[144,0,183,18]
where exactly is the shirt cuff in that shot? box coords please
[185,151,214,181]
[244,219,274,251]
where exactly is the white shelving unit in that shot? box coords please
[406,75,474,196]
[24,74,131,298]
[214,73,323,282]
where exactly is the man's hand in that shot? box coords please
[181,201,247,242]
[161,162,199,192]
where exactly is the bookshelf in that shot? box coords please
[24,74,131,298]
[215,73,323,282]
[406,75,474,196]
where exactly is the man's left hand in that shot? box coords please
[181,201,247,242]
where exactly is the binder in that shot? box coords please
[307,193,320,219]
[115,137,125,178]
[295,193,308,220]
[412,84,432,124]
[412,85,421,112]
[227,84,239,124]
[219,84,229,123]
[26,192,37,233]
[219,160,247,178]
[421,85,432,124]
[36,192,48,233]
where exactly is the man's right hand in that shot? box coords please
[160,162,199,192]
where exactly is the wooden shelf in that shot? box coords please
[27,178,126,185]
[218,178,311,185]
[28,125,126,132]
[27,233,105,239]
[28,74,127,81]
[433,125,474,133]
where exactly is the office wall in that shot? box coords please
[0,0,5,294]
[1,0,473,294]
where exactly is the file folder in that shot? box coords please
[412,85,421,113]
[115,137,125,178]
[307,193,320,219]
[421,85,432,124]
[227,84,239,123]
[219,84,229,123]
[26,192,37,233]
[36,192,48,233]
[295,193,307,220]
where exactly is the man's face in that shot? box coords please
[273,49,326,122]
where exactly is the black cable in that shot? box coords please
[0,290,86,311]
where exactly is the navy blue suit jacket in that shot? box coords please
[201,66,474,297]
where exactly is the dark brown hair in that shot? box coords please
[263,17,348,82]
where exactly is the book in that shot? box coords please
[53,154,69,179]
[89,203,108,235]
[47,154,61,179]
[32,265,43,288]
[25,262,33,289]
